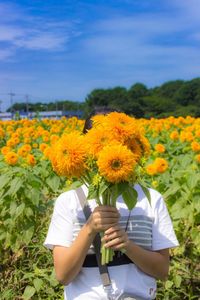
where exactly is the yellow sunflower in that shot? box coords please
[155,143,165,153]
[91,114,107,128]
[170,130,179,140]
[97,144,137,183]
[123,137,142,161]
[50,132,87,178]
[1,146,11,155]
[39,143,48,152]
[136,135,151,157]
[103,112,139,143]
[191,141,200,152]
[4,151,18,165]
[154,158,168,173]
[195,154,200,163]
[43,146,52,159]
[6,137,20,147]
[27,154,36,166]
[50,134,59,145]
[84,127,116,157]
[146,164,157,176]
[17,144,32,157]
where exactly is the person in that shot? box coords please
[44,109,179,300]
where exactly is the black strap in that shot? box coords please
[76,187,112,287]
[83,252,132,267]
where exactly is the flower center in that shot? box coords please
[111,159,122,170]
[63,149,68,156]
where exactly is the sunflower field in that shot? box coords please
[0,115,199,300]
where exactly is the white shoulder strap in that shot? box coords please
[76,186,112,289]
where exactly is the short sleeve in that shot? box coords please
[44,192,74,250]
[152,194,179,251]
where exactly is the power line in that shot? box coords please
[8,92,15,115]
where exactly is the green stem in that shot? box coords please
[100,189,116,264]
[106,248,110,264]
[101,245,106,265]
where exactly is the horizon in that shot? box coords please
[0,0,200,112]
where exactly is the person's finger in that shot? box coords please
[104,225,121,235]
[104,236,125,248]
[102,229,123,242]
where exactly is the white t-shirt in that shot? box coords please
[44,184,179,300]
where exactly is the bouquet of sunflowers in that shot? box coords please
[50,112,151,265]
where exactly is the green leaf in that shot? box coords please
[14,203,25,220]
[122,185,138,210]
[33,278,43,292]
[165,280,174,289]
[10,201,18,216]
[179,154,193,169]
[0,232,6,241]
[163,184,180,199]
[186,172,200,190]
[1,289,14,299]
[116,182,129,195]
[27,188,41,206]
[140,184,151,205]
[5,232,11,248]
[24,207,34,217]
[49,269,59,287]
[191,228,200,245]
[174,274,182,288]
[26,172,42,187]
[7,177,23,195]
[109,184,122,205]
[46,176,61,191]
[99,180,110,195]
[0,174,10,190]
[23,226,35,245]
[109,182,129,206]
[66,180,82,191]
[87,184,98,200]
[22,286,36,300]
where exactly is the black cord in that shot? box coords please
[125,209,132,232]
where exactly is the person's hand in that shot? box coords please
[87,206,120,234]
[101,224,129,251]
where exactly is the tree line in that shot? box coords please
[6,77,200,118]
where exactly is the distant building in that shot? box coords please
[62,110,83,119]
[0,112,12,120]
[0,110,84,121]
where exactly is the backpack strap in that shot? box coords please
[76,186,112,288]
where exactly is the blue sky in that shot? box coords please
[0,0,200,111]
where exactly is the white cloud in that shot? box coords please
[14,32,68,50]
[0,24,70,54]
[0,26,24,41]
[82,4,200,66]
[95,14,184,36]
[85,31,200,66]
[171,0,200,21]
[0,3,73,59]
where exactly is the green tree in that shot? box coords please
[158,80,185,98]
[142,95,176,118]
[128,83,148,99]
[85,89,111,110]
[174,78,200,105]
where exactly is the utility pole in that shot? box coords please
[8,92,15,118]
[25,94,29,116]
[56,100,58,119]
[0,100,2,112]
